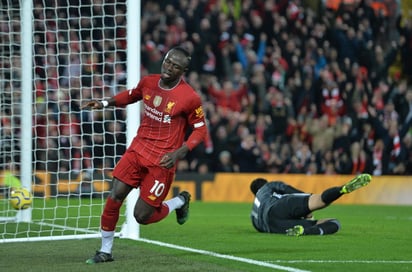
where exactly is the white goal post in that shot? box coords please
[0,0,140,242]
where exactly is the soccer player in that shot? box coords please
[82,46,208,263]
[250,173,372,236]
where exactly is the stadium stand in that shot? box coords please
[1,0,411,177]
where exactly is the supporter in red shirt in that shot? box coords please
[207,77,249,113]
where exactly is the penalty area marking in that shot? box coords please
[138,238,311,272]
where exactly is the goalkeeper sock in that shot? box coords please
[304,220,340,235]
[318,220,340,235]
[321,187,343,205]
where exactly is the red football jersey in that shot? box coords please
[113,74,207,164]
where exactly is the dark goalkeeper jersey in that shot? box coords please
[250,182,290,232]
[112,74,207,165]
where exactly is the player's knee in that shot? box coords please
[134,211,150,225]
[109,194,124,202]
[109,178,132,201]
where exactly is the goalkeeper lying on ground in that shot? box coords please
[250,174,372,236]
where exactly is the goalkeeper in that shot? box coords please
[250,174,372,236]
[81,46,208,264]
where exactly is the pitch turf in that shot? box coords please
[1,202,411,272]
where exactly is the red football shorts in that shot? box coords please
[112,149,175,207]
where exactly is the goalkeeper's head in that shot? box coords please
[250,178,268,195]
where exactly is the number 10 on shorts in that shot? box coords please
[150,180,165,197]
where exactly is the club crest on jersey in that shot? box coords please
[153,95,162,107]
[195,106,204,118]
[165,101,175,113]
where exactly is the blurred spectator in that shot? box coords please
[307,114,336,156]
[368,105,411,175]
[372,138,385,176]
[350,141,368,175]
[396,14,412,81]
[207,76,249,113]
[215,150,239,173]
[104,120,127,169]
[234,132,263,173]
[289,142,313,174]
[176,159,190,173]
[0,117,20,167]
[401,133,412,175]
[263,89,294,143]
[1,0,411,176]
[391,81,412,124]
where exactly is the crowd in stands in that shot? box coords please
[0,0,411,176]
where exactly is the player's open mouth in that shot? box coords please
[162,72,172,79]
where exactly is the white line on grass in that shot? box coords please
[138,238,311,272]
[269,260,412,264]
[36,221,98,233]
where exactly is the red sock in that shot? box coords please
[359,159,366,173]
[351,160,358,174]
[144,203,169,224]
[101,197,123,231]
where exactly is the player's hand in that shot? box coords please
[160,145,189,169]
[81,100,103,110]
[159,153,178,169]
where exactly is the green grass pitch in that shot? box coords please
[1,201,411,272]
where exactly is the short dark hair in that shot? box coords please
[170,46,191,65]
[250,178,268,195]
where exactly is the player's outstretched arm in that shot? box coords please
[81,100,104,110]
[81,98,115,110]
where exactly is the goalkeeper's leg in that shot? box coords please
[308,173,372,211]
[287,219,340,236]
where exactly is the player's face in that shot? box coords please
[160,50,188,86]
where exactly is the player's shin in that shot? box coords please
[101,197,123,231]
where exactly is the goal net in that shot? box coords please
[0,0,140,242]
